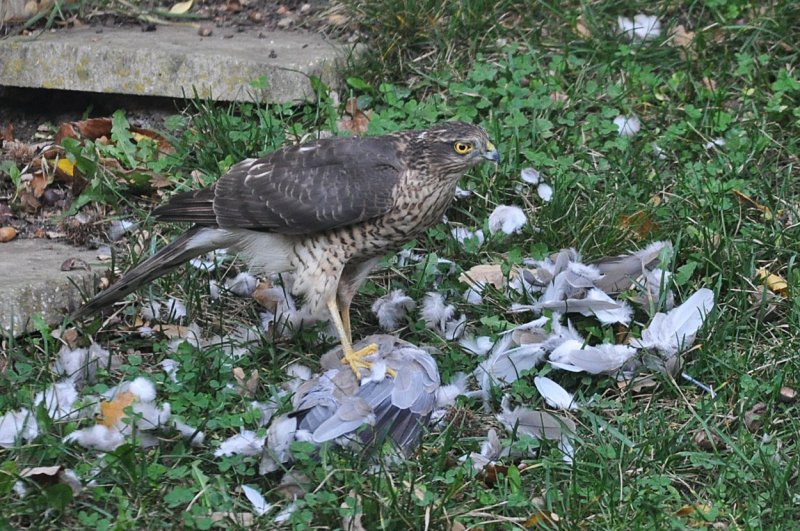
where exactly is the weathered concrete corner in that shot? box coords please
[0,26,345,103]
[0,239,103,337]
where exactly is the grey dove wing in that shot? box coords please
[211,136,403,234]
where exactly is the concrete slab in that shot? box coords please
[0,239,102,336]
[0,25,343,103]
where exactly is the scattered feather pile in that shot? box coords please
[614,115,641,137]
[421,292,466,340]
[497,396,576,463]
[451,226,485,248]
[519,167,553,202]
[618,14,661,41]
[63,376,204,452]
[488,205,527,235]
[214,335,446,474]
[458,241,715,409]
[372,289,416,331]
[0,409,39,448]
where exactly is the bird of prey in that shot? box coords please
[72,121,499,376]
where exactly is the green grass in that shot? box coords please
[3,0,800,529]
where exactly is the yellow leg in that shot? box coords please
[327,298,378,378]
[341,304,353,344]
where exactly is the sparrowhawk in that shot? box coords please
[72,121,499,375]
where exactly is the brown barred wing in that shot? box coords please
[212,136,404,235]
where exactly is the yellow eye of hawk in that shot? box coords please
[453,142,473,155]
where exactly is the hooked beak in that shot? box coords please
[483,141,500,163]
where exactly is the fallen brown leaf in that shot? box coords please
[233,367,259,397]
[778,386,797,403]
[480,462,508,487]
[619,210,658,240]
[52,327,80,349]
[17,191,41,213]
[459,263,507,289]
[155,324,196,340]
[30,171,50,198]
[99,391,137,427]
[524,510,560,527]
[755,267,788,297]
[326,12,349,27]
[693,430,726,452]
[0,226,17,243]
[168,0,193,14]
[744,402,767,432]
[574,15,591,38]
[340,489,366,531]
[61,257,91,271]
[209,512,255,527]
[0,122,13,142]
[19,465,82,496]
[671,24,695,48]
[253,280,281,312]
[617,375,659,393]
[338,98,371,135]
[732,190,774,220]
[56,117,173,154]
[676,503,713,518]
[149,174,174,189]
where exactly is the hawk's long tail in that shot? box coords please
[71,226,226,320]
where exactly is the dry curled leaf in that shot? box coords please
[0,226,17,242]
[755,267,788,297]
[252,280,278,310]
[233,367,259,397]
[340,489,366,531]
[338,98,371,135]
[168,0,193,14]
[61,257,91,271]
[617,375,659,393]
[693,430,726,452]
[574,15,591,38]
[155,324,196,340]
[676,503,713,518]
[0,122,13,142]
[56,117,173,154]
[209,512,255,527]
[733,190,773,220]
[99,391,137,427]
[778,386,797,404]
[52,327,80,349]
[524,511,560,527]
[670,24,696,49]
[744,402,767,432]
[459,264,507,289]
[19,465,82,496]
[30,172,50,198]
[619,210,657,240]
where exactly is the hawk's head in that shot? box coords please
[413,122,500,176]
